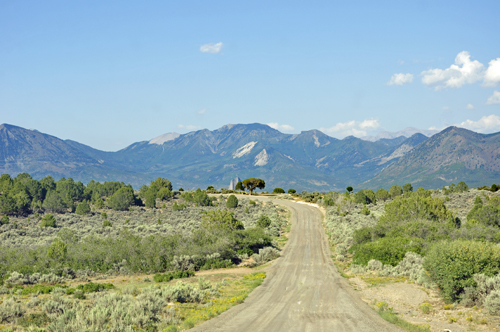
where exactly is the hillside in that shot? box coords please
[363,126,500,189]
[5,123,499,191]
[66,123,424,190]
[0,124,151,187]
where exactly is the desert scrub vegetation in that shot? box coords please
[314,184,500,315]
[0,173,289,286]
[0,272,266,331]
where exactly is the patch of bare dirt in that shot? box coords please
[351,277,498,331]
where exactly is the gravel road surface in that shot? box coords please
[191,197,401,332]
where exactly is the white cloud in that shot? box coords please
[466,103,474,110]
[421,51,485,90]
[387,73,414,85]
[359,119,380,129]
[484,58,500,87]
[177,124,202,131]
[199,42,223,54]
[487,91,500,105]
[198,108,206,115]
[457,115,500,133]
[267,123,295,132]
[320,119,381,138]
[443,106,450,110]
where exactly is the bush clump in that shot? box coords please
[424,240,500,302]
[226,195,238,208]
[75,200,91,215]
[40,214,56,228]
[351,236,424,266]
[66,282,115,295]
[256,215,272,228]
[153,271,195,283]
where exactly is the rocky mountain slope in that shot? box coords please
[65,123,425,190]
[363,127,500,189]
[2,123,498,191]
[0,124,151,187]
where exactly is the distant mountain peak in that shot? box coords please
[148,132,180,145]
[361,127,439,142]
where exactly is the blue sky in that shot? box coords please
[1,0,499,151]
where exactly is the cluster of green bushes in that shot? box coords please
[181,189,213,206]
[153,271,195,282]
[0,223,274,277]
[72,282,111,293]
[15,284,65,295]
[0,278,221,330]
[138,178,173,208]
[442,181,469,195]
[0,196,287,282]
[331,182,500,305]
[477,183,499,192]
[0,173,146,216]
[300,191,322,203]
[467,196,500,227]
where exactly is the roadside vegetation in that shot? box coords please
[0,173,289,330]
[302,182,500,330]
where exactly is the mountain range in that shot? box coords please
[1,123,498,191]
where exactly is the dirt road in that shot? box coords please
[191,197,401,331]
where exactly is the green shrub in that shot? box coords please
[40,214,56,228]
[172,202,186,211]
[226,195,238,208]
[389,185,402,198]
[47,238,67,260]
[75,200,91,215]
[467,204,500,227]
[107,187,135,211]
[249,200,256,205]
[153,270,195,282]
[288,189,296,194]
[257,215,272,228]
[353,227,372,246]
[379,195,453,225]
[273,188,285,194]
[360,206,370,215]
[375,188,390,202]
[73,290,85,299]
[0,215,9,225]
[73,282,115,293]
[420,302,432,314]
[192,189,212,206]
[20,284,65,295]
[485,290,500,314]
[424,240,500,302]
[202,210,244,230]
[403,183,413,193]
[18,312,51,328]
[102,220,112,227]
[354,191,369,204]
[352,236,424,266]
[237,248,254,256]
